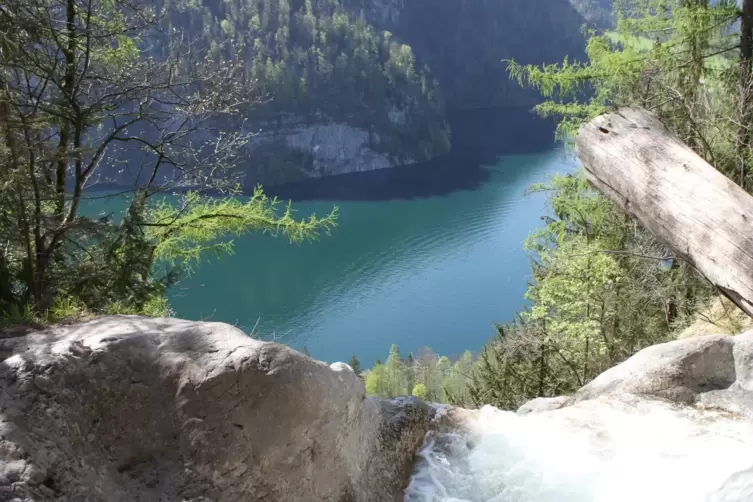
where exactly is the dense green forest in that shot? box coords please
[155,0,450,165]
[363,0,753,410]
[143,0,592,184]
[156,0,593,119]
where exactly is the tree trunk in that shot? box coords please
[576,106,753,318]
[537,341,546,397]
[742,0,753,92]
[739,0,753,188]
[679,0,708,153]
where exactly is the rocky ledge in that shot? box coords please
[3,317,753,501]
[516,331,753,417]
[0,316,435,501]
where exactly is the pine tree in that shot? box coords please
[348,355,362,376]
[384,344,408,396]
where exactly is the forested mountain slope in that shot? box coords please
[124,0,592,186]
[365,0,590,110]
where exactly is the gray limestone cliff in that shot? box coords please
[240,114,413,186]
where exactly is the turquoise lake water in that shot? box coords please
[163,150,577,365]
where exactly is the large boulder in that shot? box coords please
[0,316,434,501]
[517,331,753,417]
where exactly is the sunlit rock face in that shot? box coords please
[405,332,753,502]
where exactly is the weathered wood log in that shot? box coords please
[576,106,753,317]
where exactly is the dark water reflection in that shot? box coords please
[265,106,556,203]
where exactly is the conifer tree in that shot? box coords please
[348,355,362,376]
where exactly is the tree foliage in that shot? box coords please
[507,0,743,179]
[0,0,336,323]
[468,0,749,410]
[362,346,473,404]
[467,173,710,409]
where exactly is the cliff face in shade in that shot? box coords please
[365,0,590,110]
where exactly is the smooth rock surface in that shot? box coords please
[573,333,740,405]
[516,396,569,415]
[0,316,433,501]
[517,331,753,416]
[250,119,398,177]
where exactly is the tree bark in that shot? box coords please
[739,0,753,188]
[576,106,753,317]
[742,0,753,86]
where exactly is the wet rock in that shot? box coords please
[516,396,569,415]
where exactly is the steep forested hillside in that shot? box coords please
[143,0,592,184]
[156,0,449,166]
[369,0,590,110]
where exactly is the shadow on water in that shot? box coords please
[265,106,556,202]
[265,154,492,202]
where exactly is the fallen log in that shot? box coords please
[576,106,753,317]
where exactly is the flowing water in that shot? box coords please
[404,400,753,502]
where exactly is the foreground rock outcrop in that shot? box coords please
[0,316,434,501]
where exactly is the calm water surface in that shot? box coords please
[165,150,576,365]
